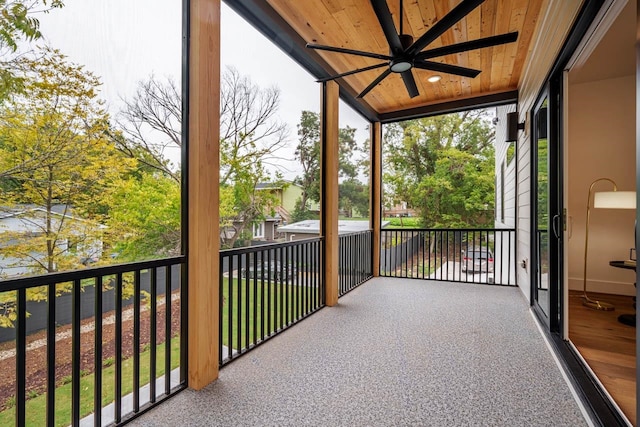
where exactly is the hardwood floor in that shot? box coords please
[569,290,636,425]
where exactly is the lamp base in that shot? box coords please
[582,297,615,311]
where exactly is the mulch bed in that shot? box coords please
[0,293,182,412]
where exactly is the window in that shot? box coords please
[253,222,264,239]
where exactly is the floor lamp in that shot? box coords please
[583,178,636,310]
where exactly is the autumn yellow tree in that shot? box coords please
[0,47,133,278]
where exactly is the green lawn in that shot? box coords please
[0,337,181,427]
[221,276,320,351]
[383,217,422,228]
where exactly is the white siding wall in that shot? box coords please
[494,104,518,229]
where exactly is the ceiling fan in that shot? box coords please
[306,0,518,99]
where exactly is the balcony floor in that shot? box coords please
[132,277,587,426]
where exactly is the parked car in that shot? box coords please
[461,247,494,273]
[241,260,297,280]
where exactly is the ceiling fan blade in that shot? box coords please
[307,43,392,61]
[407,0,485,56]
[401,70,419,98]
[316,63,388,83]
[370,0,403,54]
[357,68,392,98]
[414,60,481,78]
[416,32,519,60]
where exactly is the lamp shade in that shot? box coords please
[593,191,636,209]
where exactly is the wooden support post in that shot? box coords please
[370,121,382,277]
[188,0,221,390]
[320,81,339,306]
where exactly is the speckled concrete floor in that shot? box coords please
[131,278,588,427]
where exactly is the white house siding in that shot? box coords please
[513,0,584,301]
[494,104,518,286]
[495,104,517,228]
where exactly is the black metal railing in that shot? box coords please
[380,228,516,286]
[338,230,373,296]
[219,238,324,366]
[0,256,186,426]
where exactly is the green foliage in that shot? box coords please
[536,138,548,227]
[384,216,422,228]
[105,172,181,261]
[0,1,63,51]
[339,178,369,218]
[219,167,283,249]
[384,110,496,228]
[294,110,369,219]
[294,110,320,208]
[290,196,319,223]
[0,1,64,101]
[3,396,15,409]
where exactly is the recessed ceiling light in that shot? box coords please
[427,75,441,83]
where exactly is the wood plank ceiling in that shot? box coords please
[266,0,544,116]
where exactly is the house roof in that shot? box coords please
[277,219,389,235]
[255,181,302,190]
[226,0,545,122]
[0,205,106,229]
[0,204,70,219]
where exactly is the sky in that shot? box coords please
[35,0,369,180]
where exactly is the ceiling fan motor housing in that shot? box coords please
[389,34,415,73]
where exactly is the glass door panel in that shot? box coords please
[534,97,550,320]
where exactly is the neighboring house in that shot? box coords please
[0,205,105,278]
[229,181,322,244]
[277,220,388,242]
[383,201,416,218]
[247,216,279,242]
[255,181,319,223]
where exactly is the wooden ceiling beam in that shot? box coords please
[378,89,518,123]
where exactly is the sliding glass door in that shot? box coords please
[532,83,562,331]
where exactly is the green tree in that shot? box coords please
[0,47,132,276]
[339,178,369,218]
[293,110,368,220]
[384,110,495,228]
[294,110,320,211]
[105,172,181,260]
[0,0,64,100]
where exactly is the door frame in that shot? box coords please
[527,0,633,425]
[530,79,563,333]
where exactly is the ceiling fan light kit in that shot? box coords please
[306,0,518,99]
